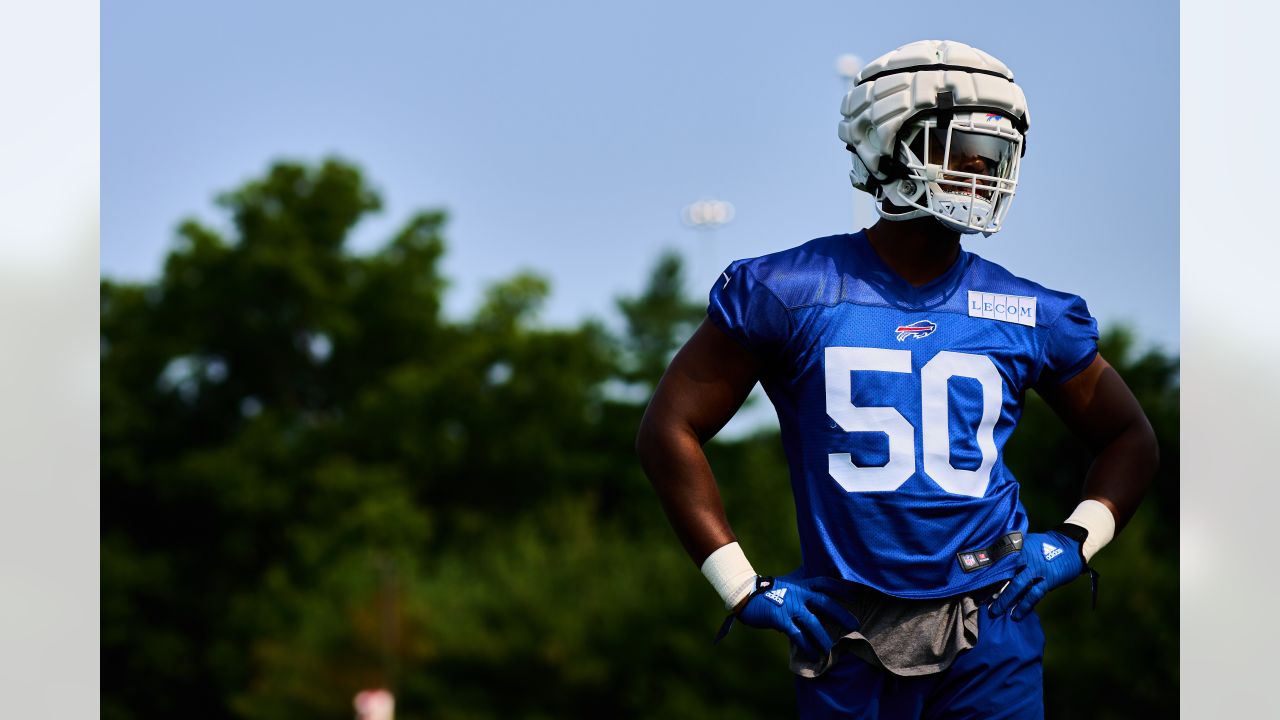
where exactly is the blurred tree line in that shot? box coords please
[102,159,1178,719]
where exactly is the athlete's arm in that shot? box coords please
[1038,353,1159,532]
[635,317,760,572]
[990,353,1159,619]
[636,319,861,647]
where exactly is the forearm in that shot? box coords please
[635,418,737,566]
[1079,413,1159,533]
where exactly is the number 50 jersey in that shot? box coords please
[708,232,1098,599]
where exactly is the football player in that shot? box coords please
[635,39,1158,718]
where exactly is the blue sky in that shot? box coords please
[103,0,1178,353]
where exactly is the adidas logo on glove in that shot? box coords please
[764,587,788,606]
[1042,542,1063,561]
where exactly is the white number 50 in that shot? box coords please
[824,347,1002,498]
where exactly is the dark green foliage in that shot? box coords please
[103,159,1178,718]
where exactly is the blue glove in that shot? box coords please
[730,575,861,659]
[988,527,1089,621]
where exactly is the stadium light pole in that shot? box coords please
[836,54,863,232]
[682,199,735,284]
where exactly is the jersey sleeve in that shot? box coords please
[1037,295,1099,387]
[706,260,792,361]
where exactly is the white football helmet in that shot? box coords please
[838,40,1030,236]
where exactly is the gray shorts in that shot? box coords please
[789,582,1004,678]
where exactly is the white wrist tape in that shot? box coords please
[1065,499,1116,562]
[700,542,758,610]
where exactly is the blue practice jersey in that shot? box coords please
[707,231,1098,599]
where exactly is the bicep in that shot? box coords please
[1037,354,1150,450]
[640,317,763,444]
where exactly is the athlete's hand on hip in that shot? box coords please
[989,529,1086,621]
[736,575,861,659]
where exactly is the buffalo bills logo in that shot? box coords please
[985,113,1004,122]
[895,320,937,341]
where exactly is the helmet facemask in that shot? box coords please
[879,111,1023,236]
